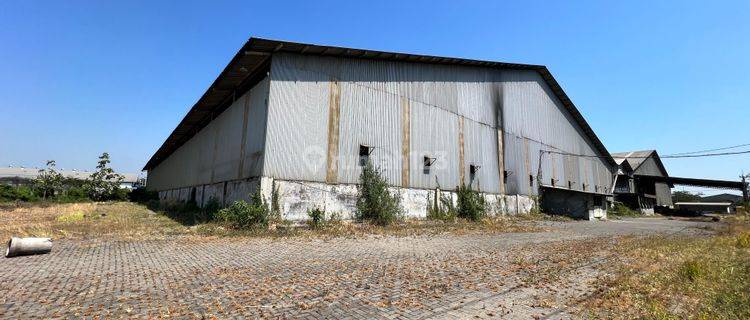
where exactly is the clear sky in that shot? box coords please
[1,1,748,194]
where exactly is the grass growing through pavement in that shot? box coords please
[586,215,750,319]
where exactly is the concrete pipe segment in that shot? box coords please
[5,237,53,258]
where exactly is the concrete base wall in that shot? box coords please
[157,178,261,207]
[263,178,536,221]
[157,177,542,222]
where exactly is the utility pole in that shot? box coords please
[742,172,749,203]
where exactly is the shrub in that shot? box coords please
[355,161,402,226]
[609,201,639,217]
[215,192,269,228]
[0,185,38,202]
[307,207,326,228]
[456,184,486,221]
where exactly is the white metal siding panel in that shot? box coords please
[409,101,460,190]
[336,82,403,185]
[241,77,270,178]
[463,120,500,193]
[501,69,613,194]
[147,77,269,191]
[264,59,331,181]
[263,54,612,195]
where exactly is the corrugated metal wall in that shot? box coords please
[655,182,673,207]
[263,53,612,194]
[147,77,269,191]
[634,157,666,177]
[501,70,613,195]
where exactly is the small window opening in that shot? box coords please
[551,178,556,186]
[469,164,480,181]
[568,181,572,189]
[423,156,436,174]
[358,144,374,166]
[503,170,511,185]
[529,175,534,188]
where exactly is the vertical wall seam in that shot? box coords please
[237,94,251,179]
[524,138,531,194]
[401,96,410,187]
[458,116,465,186]
[325,78,342,183]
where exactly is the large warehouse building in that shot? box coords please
[144,38,616,220]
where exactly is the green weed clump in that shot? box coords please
[608,201,639,217]
[427,189,457,221]
[215,192,269,229]
[307,207,326,228]
[456,184,486,221]
[356,161,402,226]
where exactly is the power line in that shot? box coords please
[664,143,750,156]
[542,149,750,159]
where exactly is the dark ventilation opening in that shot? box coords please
[582,183,587,191]
[358,144,374,166]
[469,164,480,181]
[568,181,572,189]
[529,175,534,187]
[551,178,556,186]
[593,195,603,207]
[503,170,510,185]
[423,156,436,174]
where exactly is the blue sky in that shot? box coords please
[1,1,748,193]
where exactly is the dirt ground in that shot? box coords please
[0,202,720,319]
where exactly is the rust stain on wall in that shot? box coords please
[325,79,342,183]
[458,116,465,185]
[401,96,410,187]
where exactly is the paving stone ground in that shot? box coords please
[0,218,714,319]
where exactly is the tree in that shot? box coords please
[85,152,124,201]
[672,190,703,203]
[34,160,63,200]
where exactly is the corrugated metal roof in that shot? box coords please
[144,37,616,170]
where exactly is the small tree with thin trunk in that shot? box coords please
[85,152,124,201]
[355,161,402,226]
[34,160,63,200]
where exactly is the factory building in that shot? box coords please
[612,150,673,214]
[144,38,616,220]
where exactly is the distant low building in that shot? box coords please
[674,202,735,214]
[611,150,673,214]
[0,166,143,189]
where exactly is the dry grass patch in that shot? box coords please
[584,215,750,319]
[0,202,189,240]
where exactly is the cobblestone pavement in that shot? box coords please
[0,218,714,319]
